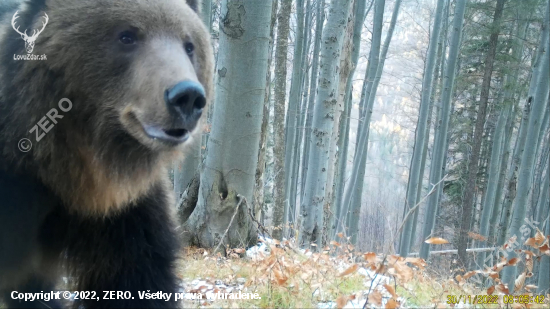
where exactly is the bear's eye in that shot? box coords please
[119,31,137,45]
[184,42,195,55]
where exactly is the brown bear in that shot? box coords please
[0,0,213,308]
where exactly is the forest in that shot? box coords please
[171,0,550,307]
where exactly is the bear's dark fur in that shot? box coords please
[0,0,213,307]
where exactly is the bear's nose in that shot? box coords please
[165,81,206,127]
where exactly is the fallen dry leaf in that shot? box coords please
[539,243,550,255]
[526,255,534,272]
[273,269,288,286]
[330,240,341,247]
[425,237,449,244]
[468,231,487,241]
[364,252,377,264]
[495,283,510,294]
[515,272,527,291]
[368,290,383,306]
[463,270,477,280]
[487,286,495,295]
[525,237,539,248]
[507,257,520,266]
[336,295,348,309]
[534,230,545,245]
[384,284,398,298]
[404,257,427,269]
[391,262,413,282]
[386,298,400,308]
[338,264,359,277]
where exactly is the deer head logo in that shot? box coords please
[11,11,49,54]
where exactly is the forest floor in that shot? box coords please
[176,235,550,308]
[1,236,548,309]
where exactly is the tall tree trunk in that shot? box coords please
[420,1,467,260]
[272,0,291,240]
[284,0,306,230]
[409,1,449,250]
[497,100,529,246]
[488,14,530,245]
[456,0,506,267]
[201,0,213,32]
[331,0,369,239]
[184,0,272,252]
[344,0,402,244]
[338,0,386,239]
[501,1,549,289]
[477,96,507,265]
[324,0,358,242]
[255,0,279,227]
[497,0,549,247]
[299,0,353,248]
[300,0,325,200]
[398,0,445,257]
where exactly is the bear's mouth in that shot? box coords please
[142,125,189,144]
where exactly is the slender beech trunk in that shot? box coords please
[501,1,549,289]
[498,0,549,246]
[332,0,368,239]
[295,0,312,205]
[457,0,506,267]
[284,0,305,229]
[477,98,507,265]
[325,0,359,241]
[344,0,402,244]
[272,0,291,240]
[255,0,279,228]
[300,0,325,199]
[398,0,445,257]
[337,0,386,240]
[201,0,212,33]
[420,1,467,260]
[409,2,448,250]
[299,0,353,247]
[489,15,530,245]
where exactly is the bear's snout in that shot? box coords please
[165,81,206,119]
[135,80,206,144]
[165,80,206,131]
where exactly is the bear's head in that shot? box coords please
[0,0,214,215]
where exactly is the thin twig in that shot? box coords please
[213,194,246,254]
[248,206,272,239]
[388,175,448,254]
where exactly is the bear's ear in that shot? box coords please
[186,0,200,13]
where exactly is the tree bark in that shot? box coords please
[501,0,549,289]
[338,0,387,240]
[324,0,358,243]
[343,0,403,244]
[254,0,279,227]
[331,0,368,240]
[284,0,306,230]
[300,0,325,201]
[299,0,353,248]
[398,0,445,257]
[272,0,291,240]
[184,0,272,252]
[420,1,466,260]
